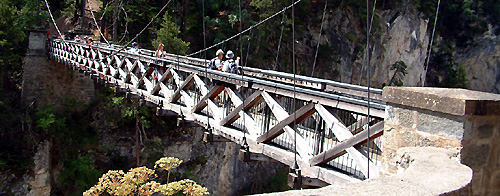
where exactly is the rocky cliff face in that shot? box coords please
[96,123,287,195]
[161,128,286,195]
[0,141,51,196]
[368,11,429,87]
[299,8,429,88]
[455,35,500,94]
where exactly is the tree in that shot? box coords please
[388,61,408,86]
[84,157,209,196]
[153,13,190,55]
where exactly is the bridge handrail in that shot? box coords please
[54,40,385,112]
[64,40,382,95]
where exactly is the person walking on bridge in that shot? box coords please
[155,43,167,58]
[222,50,240,74]
[207,49,224,71]
[129,42,141,54]
[208,49,225,87]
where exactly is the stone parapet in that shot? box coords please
[256,147,472,196]
[383,87,500,116]
[382,87,500,195]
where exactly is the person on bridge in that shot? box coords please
[207,49,225,87]
[155,43,167,58]
[207,49,224,71]
[129,42,141,54]
[222,50,240,74]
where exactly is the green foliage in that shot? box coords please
[426,42,468,88]
[154,13,190,55]
[345,33,358,42]
[58,154,103,195]
[240,167,289,195]
[416,0,500,46]
[389,61,408,86]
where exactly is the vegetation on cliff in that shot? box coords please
[1,0,500,195]
[84,157,208,196]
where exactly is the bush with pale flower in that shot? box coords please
[83,157,208,196]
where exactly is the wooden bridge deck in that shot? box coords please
[49,40,386,185]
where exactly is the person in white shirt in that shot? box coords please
[222,50,240,73]
[215,49,224,71]
[128,42,140,54]
[155,43,167,58]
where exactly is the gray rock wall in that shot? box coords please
[97,125,287,196]
[302,9,429,88]
[455,36,500,94]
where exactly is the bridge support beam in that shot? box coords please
[238,149,276,162]
[203,132,231,143]
[288,172,329,189]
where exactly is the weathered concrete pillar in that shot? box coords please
[27,141,51,196]
[381,87,500,195]
[22,31,95,110]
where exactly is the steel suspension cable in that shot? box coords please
[273,12,286,71]
[202,0,209,130]
[238,0,248,146]
[187,0,303,57]
[423,0,441,86]
[43,0,64,42]
[93,0,173,62]
[366,0,371,179]
[174,0,182,118]
[311,0,328,77]
[358,0,377,85]
[292,0,298,172]
[118,5,130,43]
[87,0,110,44]
[245,30,253,67]
[99,0,116,21]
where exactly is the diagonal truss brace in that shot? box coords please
[309,121,384,171]
[314,104,380,178]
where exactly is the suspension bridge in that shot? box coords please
[36,0,425,188]
[48,39,386,187]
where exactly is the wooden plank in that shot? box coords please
[219,90,263,126]
[192,85,225,113]
[315,104,379,178]
[169,73,195,103]
[192,74,209,96]
[239,149,277,162]
[203,132,231,143]
[180,90,195,109]
[261,91,313,161]
[223,87,260,138]
[151,67,173,95]
[206,98,223,121]
[224,87,243,106]
[257,102,316,143]
[169,69,183,89]
[309,121,384,166]
[156,108,178,116]
[288,173,329,188]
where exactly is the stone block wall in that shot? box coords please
[22,31,94,110]
[382,87,500,195]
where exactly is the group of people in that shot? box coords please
[152,43,241,74]
[74,35,94,45]
[208,49,241,74]
[68,36,240,75]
